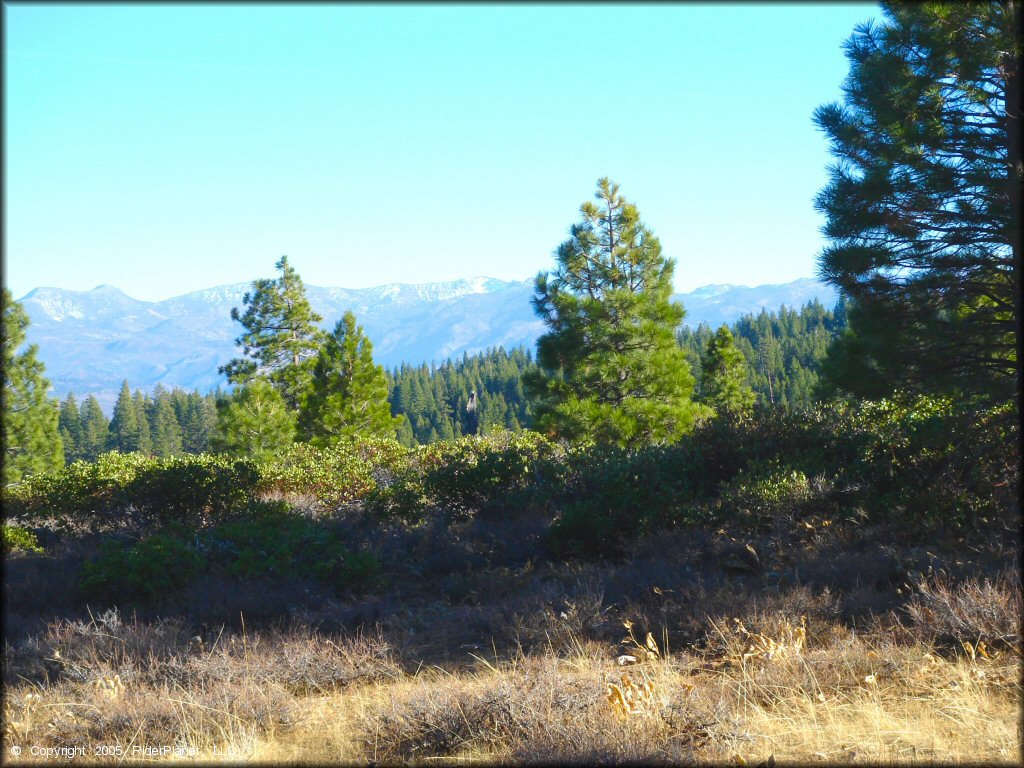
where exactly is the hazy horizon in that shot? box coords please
[14,273,831,305]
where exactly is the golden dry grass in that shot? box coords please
[3,599,1020,765]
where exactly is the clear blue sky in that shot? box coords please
[5,2,880,302]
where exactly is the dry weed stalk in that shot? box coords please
[605,673,660,719]
[621,619,662,660]
[732,616,806,664]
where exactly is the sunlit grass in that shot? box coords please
[4,594,1019,765]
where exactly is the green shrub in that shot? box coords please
[545,442,703,560]
[3,452,151,532]
[710,462,813,526]
[2,524,44,554]
[843,396,1017,527]
[3,452,260,533]
[417,430,559,519]
[199,501,382,593]
[80,529,205,602]
[257,438,409,510]
[127,454,260,528]
[80,502,383,604]
[365,431,561,523]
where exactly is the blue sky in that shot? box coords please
[6,3,880,302]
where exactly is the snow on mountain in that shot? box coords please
[18,276,838,408]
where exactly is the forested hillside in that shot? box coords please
[680,299,848,408]
[55,299,848,459]
[386,346,534,445]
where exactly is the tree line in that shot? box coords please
[386,347,534,445]
[56,384,220,464]
[43,294,849,468]
[680,299,849,409]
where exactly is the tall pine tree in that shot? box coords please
[58,393,84,464]
[814,1,1022,403]
[299,311,399,445]
[133,391,153,455]
[108,381,141,453]
[181,390,216,454]
[2,290,63,483]
[219,256,325,410]
[149,387,184,458]
[525,178,705,447]
[80,395,110,461]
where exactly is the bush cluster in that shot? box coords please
[4,440,412,533]
[544,397,1016,558]
[258,439,409,510]
[80,501,381,603]
[3,524,44,554]
[6,398,1014,571]
[80,528,205,602]
[366,430,561,523]
[845,397,1017,526]
[4,452,259,533]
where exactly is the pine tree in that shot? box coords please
[133,391,153,455]
[212,379,295,460]
[2,290,63,483]
[756,335,781,406]
[814,1,1022,403]
[181,391,216,454]
[149,388,183,458]
[701,325,756,419]
[58,393,84,464]
[219,256,324,410]
[80,395,110,461]
[169,387,190,426]
[525,178,705,447]
[299,311,399,445]
[395,414,417,447]
[108,382,139,453]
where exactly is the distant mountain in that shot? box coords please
[18,276,837,410]
[678,278,839,329]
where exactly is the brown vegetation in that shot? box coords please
[3,514,1020,765]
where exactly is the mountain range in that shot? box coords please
[18,276,838,411]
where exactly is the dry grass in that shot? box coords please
[3,578,1020,766]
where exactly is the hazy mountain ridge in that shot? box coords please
[19,276,837,409]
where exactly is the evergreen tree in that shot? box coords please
[219,256,324,410]
[58,393,84,464]
[395,414,417,447]
[525,178,705,447]
[181,391,216,454]
[384,347,536,444]
[108,381,141,453]
[212,379,295,460]
[1,290,63,483]
[149,388,184,458]
[80,395,110,461]
[169,387,190,426]
[299,311,399,445]
[756,335,782,406]
[700,325,756,418]
[133,391,153,455]
[814,1,1022,402]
